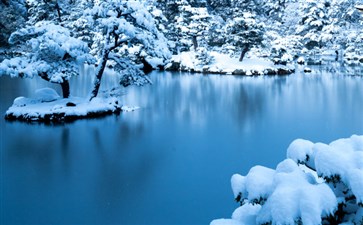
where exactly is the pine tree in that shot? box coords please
[0,22,93,98]
[0,0,27,47]
[225,11,264,61]
[77,0,170,100]
[296,0,330,49]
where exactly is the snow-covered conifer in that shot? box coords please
[0,0,27,47]
[75,0,170,99]
[0,22,93,98]
[296,0,330,50]
[224,11,264,61]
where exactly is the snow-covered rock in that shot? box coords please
[297,57,305,65]
[34,88,60,102]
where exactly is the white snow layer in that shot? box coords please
[212,135,363,225]
[171,51,293,75]
[5,88,136,120]
[288,135,363,203]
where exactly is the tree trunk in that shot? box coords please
[55,1,62,22]
[239,45,250,62]
[39,72,70,98]
[141,57,153,74]
[89,49,109,101]
[61,80,70,98]
[192,36,198,51]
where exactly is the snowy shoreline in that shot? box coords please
[166,51,295,75]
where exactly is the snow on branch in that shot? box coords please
[1,21,93,83]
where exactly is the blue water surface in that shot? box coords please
[1,64,362,224]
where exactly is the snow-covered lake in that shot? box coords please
[1,64,363,224]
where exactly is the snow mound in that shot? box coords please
[288,135,363,204]
[34,88,60,102]
[211,204,261,225]
[213,135,363,225]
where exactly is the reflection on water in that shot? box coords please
[1,66,363,225]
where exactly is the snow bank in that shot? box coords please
[167,51,294,76]
[5,88,136,123]
[212,135,363,225]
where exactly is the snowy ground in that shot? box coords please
[168,51,294,75]
[5,88,139,122]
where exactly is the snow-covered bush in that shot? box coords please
[212,135,363,225]
[269,35,304,64]
[195,47,215,66]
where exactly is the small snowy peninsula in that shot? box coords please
[212,135,363,225]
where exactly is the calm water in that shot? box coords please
[1,65,363,225]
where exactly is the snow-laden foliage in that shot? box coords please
[26,0,62,24]
[175,3,211,51]
[0,22,92,80]
[73,0,171,99]
[0,21,93,97]
[0,0,27,46]
[223,11,264,61]
[80,0,170,64]
[212,135,363,225]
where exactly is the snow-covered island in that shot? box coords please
[4,87,140,123]
[211,135,363,225]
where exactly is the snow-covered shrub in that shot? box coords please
[270,35,304,64]
[212,135,363,225]
[195,47,215,66]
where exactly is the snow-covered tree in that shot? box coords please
[324,0,363,53]
[296,0,330,50]
[0,0,27,47]
[26,0,63,24]
[0,22,93,98]
[175,4,211,51]
[211,135,363,225]
[207,0,231,9]
[263,0,286,21]
[75,0,170,100]
[224,11,264,61]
